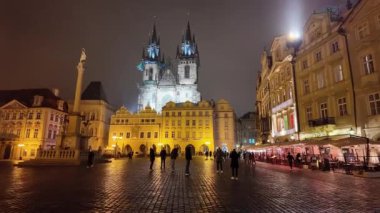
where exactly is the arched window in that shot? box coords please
[184,65,190,79]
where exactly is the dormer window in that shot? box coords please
[356,22,369,40]
[57,100,64,111]
[33,95,43,107]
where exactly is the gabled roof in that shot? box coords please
[81,81,108,103]
[0,88,67,112]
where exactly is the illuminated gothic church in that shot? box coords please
[137,22,201,112]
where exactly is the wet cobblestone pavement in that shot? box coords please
[0,158,379,212]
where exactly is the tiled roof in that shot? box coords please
[0,88,68,112]
[81,81,108,103]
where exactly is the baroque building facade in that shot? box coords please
[108,100,216,156]
[0,89,68,160]
[137,23,201,112]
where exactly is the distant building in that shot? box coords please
[137,23,201,112]
[213,99,237,152]
[237,111,258,149]
[0,89,68,160]
[67,81,114,151]
[108,100,214,156]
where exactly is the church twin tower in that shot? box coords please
[137,22,201,112]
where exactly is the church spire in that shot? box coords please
[177,21,199,60]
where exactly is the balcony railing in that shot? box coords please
[308,117,335,127]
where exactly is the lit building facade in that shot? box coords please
[268,35,299,143]
[214,99,237,152]
[296,10,356,140]
[137,23,201,112]
[108,100,214,156]
[67,81,114,152]
[256,51,273,144]
[0,89,68,160]
[342,0,380,141]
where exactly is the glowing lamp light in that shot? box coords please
[112,144,116,149]
[205,141,210,145]
[288,31,301,41]
[18,144,25,147]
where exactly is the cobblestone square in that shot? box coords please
[0,158,379,212]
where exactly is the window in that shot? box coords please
[334,65,344,82]
[338,97,348,116]
[302,60,309,70]
[186,120,190,126]
[303,80,310,95]
[5,113,9,120]
[315,51,322,62]
[306,106,312,121]
[147,132,151,138]
[171,131,175,138]
[148,68,153,80]
[119,132,123,137]
[12,113,16,120]
[36,112,41,120]
[140,132,144,138]
[19,113,24,120]
[28,113,33,120]
[363,54,375,75]
[199,132,203,138]
[165,120,169,126]
[186,131,190,138]
[192,111,196,116]
[184,65,190,78]
[199,120,203,126]
[205,111,210,116]
[320,103,328,118]
[16,129,21,137]
[165,112,169,117]
[53,131,57,139]
[172,120,175,126]
[357,22,369,40]
[165,131,168,138]
[48,130,52,139]
[178,131,181,138]
[205,120,210,127]
[192,120,196,126]
[317,72,325,89]
[33,129,38,138]
[331,41,339,53]
[199,111,203,116]
[186,111,190,116]
[50,113,54,121]
[31,149,36,157]
[178,120,181,126]
[26,129,31,138]
[178,112,182,117]
[369,93,380,115]
[171,112,175,116]
[90,113,95,120]
[192,132,196,138]
[154,132,158,138]
[126,132,131,138]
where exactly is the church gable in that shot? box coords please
[0,99,28,110]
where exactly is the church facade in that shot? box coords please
[137,23,201,112]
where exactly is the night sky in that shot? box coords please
[0,0,343,115]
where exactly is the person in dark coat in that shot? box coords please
[170,147,179,172]
[185,146,192,175]
[160,148,167,170]
[87,147,95,168]
[230,149,239,180]
[205,151,209,160]
[215,148,224,173]
[287,152,294,170]
[149,147,155,170]
[209,151,213,160]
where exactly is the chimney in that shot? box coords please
[346,0,353,10]
[51,88,60,97]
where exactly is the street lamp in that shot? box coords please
[18,144,25,160]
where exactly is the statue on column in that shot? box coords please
[80,48,86,62]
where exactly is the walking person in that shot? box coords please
[209,151,213,160]
[87,147,95,168]
[205,150,209,160]
[230,149,239,180]
[160,148,167,170]
[170,147,178,172]
[287,152,294,170]
[149,147,155,170]
[185,146,192,176]
[215,147,224,173]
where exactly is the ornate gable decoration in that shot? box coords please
[0,100,28,110]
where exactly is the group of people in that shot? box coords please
[148,146,241,180]
[243,152,256,166]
